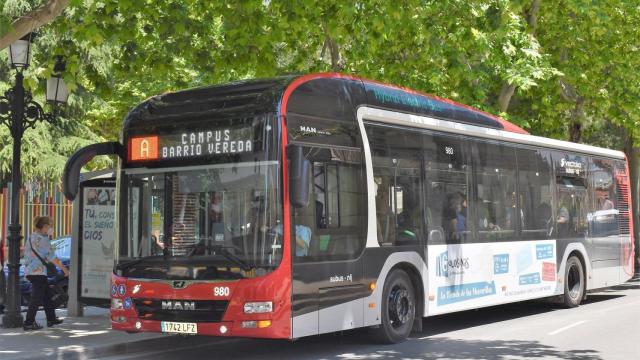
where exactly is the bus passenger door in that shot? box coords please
[290,145,367,337]
[586,158,622,286]
[552,153,589,272]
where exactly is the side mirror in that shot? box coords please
[287,145,311,208]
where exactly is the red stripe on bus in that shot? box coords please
[281,72,529,135]
[625,157,635,277]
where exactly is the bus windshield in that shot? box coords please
[119,161,282,280]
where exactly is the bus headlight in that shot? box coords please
[243,301,273,314]
[111,298,123,310]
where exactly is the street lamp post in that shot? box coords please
[0,34,68,328]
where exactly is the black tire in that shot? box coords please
[371,269,416,343]
[563,256,585,308]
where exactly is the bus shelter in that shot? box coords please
[67,170,115,316]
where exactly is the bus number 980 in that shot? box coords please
[214,286,230,297]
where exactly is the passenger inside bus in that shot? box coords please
[271,210,312,257]
[505,192,524,230]
[396,191,420,244]
[375,177,393,245]
[597,192,615,210]
[443,192,467,243]
[556,201,570,237]
[208,191,224,242]
[537,202,553,236]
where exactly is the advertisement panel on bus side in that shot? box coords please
[427,240,558,315]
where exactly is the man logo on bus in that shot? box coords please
[161,300,195,311]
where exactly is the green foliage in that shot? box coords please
[511,0,640,143]
[1,0,639,183]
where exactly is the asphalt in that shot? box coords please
[104,274,640,360]
[1,274,639,360]
[0,307,168,360]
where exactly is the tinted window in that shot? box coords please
[367,125,423,246]
[53,237,71,259]
[472,141,517,241]
[292,146,366,261]
[517,148,553,240]
[552,152,588,239]
[424,133,470,244]
[588,158,619,237]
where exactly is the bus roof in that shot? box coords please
[123,73,526,134]
[121,73,624,160]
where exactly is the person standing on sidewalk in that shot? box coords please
[23,216,69,331]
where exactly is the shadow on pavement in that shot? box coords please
[605,275,640,291]
[417,300,557,337]
[160,333,602,360]
[583,293,625,303]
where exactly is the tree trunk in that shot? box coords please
[322,34,342,72]
[498,83,516,112]
[525,0,542,30]
[623,130,640,270]
[495,0,541,112]
[0,0,69,50]
[568,98,584,143]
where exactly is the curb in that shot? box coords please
[8,333,190,360]
[11,333,241,360]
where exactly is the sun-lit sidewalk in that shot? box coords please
[0,307,166,360]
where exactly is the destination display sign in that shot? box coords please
[129,127,254,162]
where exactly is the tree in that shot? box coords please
[2,1,639,182]
[0,0,68,50]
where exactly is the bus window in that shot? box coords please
[367,125,423,246]
[587,158,620,262]
[472,141,517,241]
[371,157,422,246]
[423,133,470,245]
[553,152,588,239]
[517,148,553,240]
[292,146,366,261]
[394,159,422,245]
[588,158,618,237]
[124,161,283,277]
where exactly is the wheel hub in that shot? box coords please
[568,264,581,299]
[389,286,413,327]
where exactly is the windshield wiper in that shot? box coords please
[115,255,164,271]
[187,244,252,271]
[217,246,252,271]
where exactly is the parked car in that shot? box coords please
[0,236,71,312]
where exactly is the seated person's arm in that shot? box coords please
[294,225,312,256]
[296,237,308,251]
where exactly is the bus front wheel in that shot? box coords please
[371,269,416,343]
[563,256,585,308]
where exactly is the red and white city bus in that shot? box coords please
[63,73,635,343]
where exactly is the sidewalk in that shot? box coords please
[0,307,169,359]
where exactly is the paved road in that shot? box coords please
[103,275,640,360]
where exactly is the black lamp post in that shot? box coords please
[0,33,68,328]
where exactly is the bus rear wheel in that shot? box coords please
[371,269,416,343]
[563,256,584,308]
